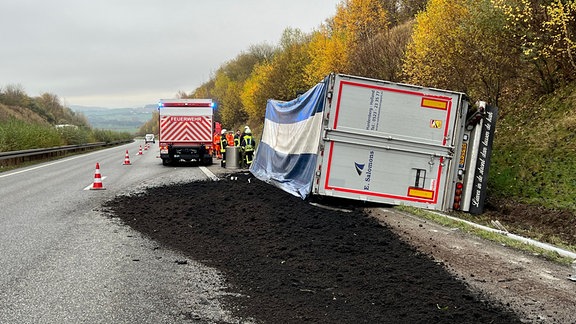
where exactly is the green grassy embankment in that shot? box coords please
[490,84,576,211]
[454,83,576,257]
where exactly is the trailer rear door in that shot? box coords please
[315,74,467,210]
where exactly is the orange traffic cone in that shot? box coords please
[123,150,131,165]
[144,144,148,151]
[138,145,143,155]
[90,163,105,190]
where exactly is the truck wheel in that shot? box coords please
[162,158,172,166]
[203,154,213,166]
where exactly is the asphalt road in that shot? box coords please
[0,141,241,323]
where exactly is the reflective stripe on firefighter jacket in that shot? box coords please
[220,135,227,153]
[241,135,254,152]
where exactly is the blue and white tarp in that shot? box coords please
[250,78,328,199]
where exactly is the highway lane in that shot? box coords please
[0,141,239,323]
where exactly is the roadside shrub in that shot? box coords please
[57,126,92,145]
[0,118,62,151]
[92,129,132,143]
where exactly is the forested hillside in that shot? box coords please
[164,0,576,219]
[0,84,88,127]
[0,85,132,151]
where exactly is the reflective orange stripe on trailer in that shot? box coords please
[421,97,449,110]
[407,187,435,200]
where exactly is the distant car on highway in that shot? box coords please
[145,134,155,144]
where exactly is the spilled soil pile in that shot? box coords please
[104,172,521,323]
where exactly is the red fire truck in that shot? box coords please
[157,98,215,166]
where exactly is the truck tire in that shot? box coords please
[162,158,172,166]
[203,154,213,166]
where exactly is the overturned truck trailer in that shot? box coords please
[250,73,498,214]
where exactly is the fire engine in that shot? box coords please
[157,99,214,166]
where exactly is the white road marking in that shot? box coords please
[199,166,219,181]
[83,176,108,190]
[0,150,106,179]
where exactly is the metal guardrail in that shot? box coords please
[0,140,133,167]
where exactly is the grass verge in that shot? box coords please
[396,206,575,266]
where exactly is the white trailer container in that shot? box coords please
[251,74,497,214]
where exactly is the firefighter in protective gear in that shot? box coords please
[234,130,241,146]
[213,132,222,159]
[220,129,228,167]
[226,131,234,147]
[240,126,255,168]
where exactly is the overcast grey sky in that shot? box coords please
[0,0,341,108]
